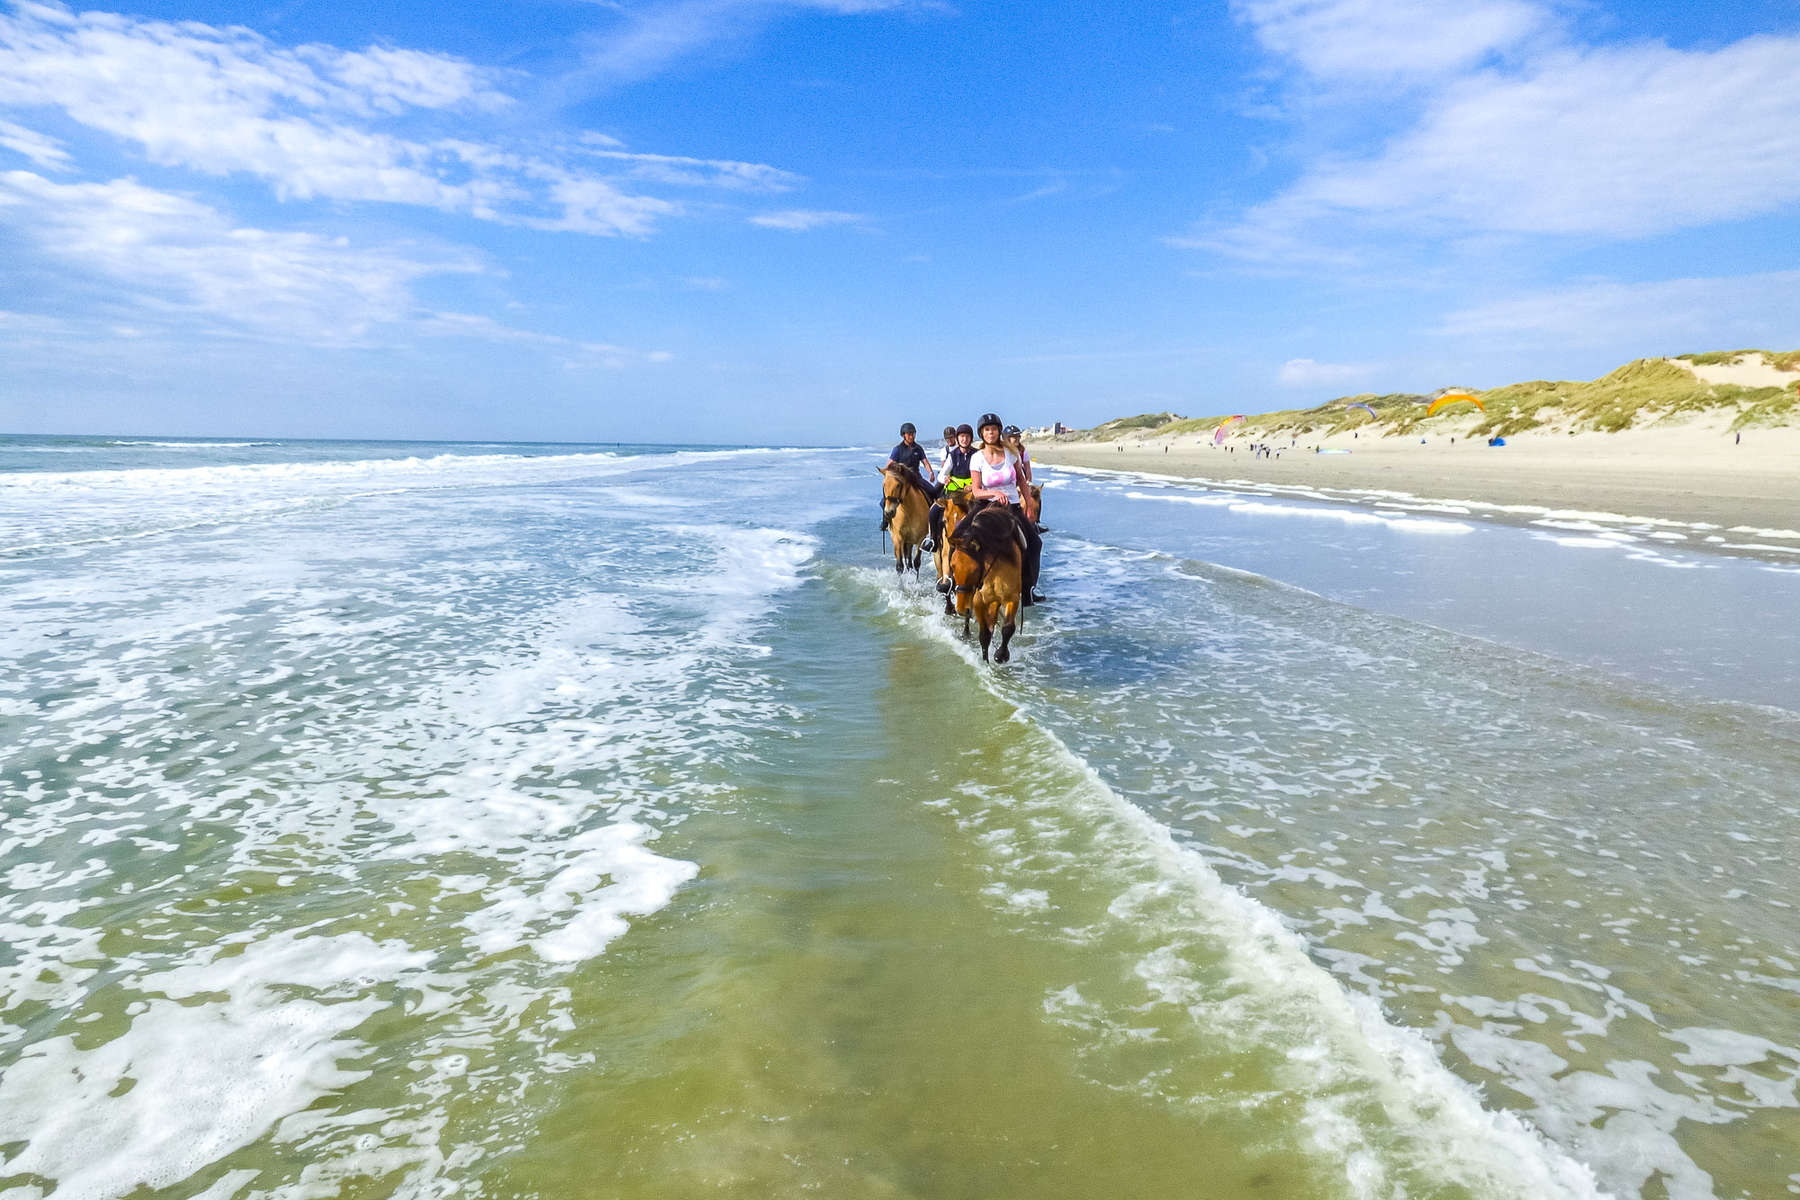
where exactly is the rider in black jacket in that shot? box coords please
[880,423,937,531]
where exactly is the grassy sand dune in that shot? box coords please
[1071,352,1800,444]
[1034,352,1800,540]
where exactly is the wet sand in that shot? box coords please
[1031,415,1800,536]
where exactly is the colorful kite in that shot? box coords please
[1213,414,1247,445]
[1425,390,1484,418]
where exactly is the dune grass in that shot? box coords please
[1088,411,1185,441]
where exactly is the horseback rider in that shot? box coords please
[968,413,1044,606]
[880,422,937,532]
[1003,424,1038,524]
[926,422,974,554]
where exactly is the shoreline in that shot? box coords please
[1030,419,1800,560]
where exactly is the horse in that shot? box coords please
[947,503,1024,664]
[878,462,931,575]
[935,485,975,611]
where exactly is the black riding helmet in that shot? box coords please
[1003,424,1021,437]
[977,412,1003,433]
[900,422,916,435]
[955,423,973,437]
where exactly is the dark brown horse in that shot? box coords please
[878,462,930,574]
[947,502,1024,663]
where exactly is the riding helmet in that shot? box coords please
[956,423,974,437]
[900,422,916,435]
[977,412,1003,431]
[1003,424,1021,437]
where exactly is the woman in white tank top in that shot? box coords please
[968,413,1042,604]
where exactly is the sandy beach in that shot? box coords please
[1032,412,1800,538]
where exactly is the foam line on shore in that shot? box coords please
[1039,462,1800,559]
[1124,489,1475,535]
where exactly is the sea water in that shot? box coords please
[1,436,1795,1199]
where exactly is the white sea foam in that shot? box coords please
[0,453,836,1196]
[1046,462,1793,561]
[1123,489,1474,535]
[0,931,428,1200]
[0,445,810,555]
[104,440,284,448]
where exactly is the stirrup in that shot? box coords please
[921,537,935,553]
[936,576,952,594]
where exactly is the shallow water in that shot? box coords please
[1,437,1795,1199]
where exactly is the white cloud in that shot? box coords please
[1437,271,1800,347]
[413,311,672,368]
[0,116,69,168]
[0,168,477,344]
[521,171,680,237]
[317,45,508,115]
[1233,0,1548,84]
[1193,30,1800,260]
[575,0,920,86]
[583,148,802,192]
[0,168,676,362]
[0,4,804,237]
[749,208,862,230]
[1313,36,1800,237]
[1277,357,1375,387]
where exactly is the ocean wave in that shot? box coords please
[104,439,284,448]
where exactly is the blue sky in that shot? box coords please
[1,0,1797,442]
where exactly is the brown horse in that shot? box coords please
[947,503,1024,663]
[879,462,930,575]
[935,486,974,611]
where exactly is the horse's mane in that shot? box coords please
[950,504,1021,560]
[883,460,931,498]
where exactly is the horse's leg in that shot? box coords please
[979,618,992,661]
[994,604,1017,664]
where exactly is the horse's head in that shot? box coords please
[947,535,984,614]
[878,464,907,522]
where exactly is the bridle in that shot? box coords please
[948,540,986,596]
